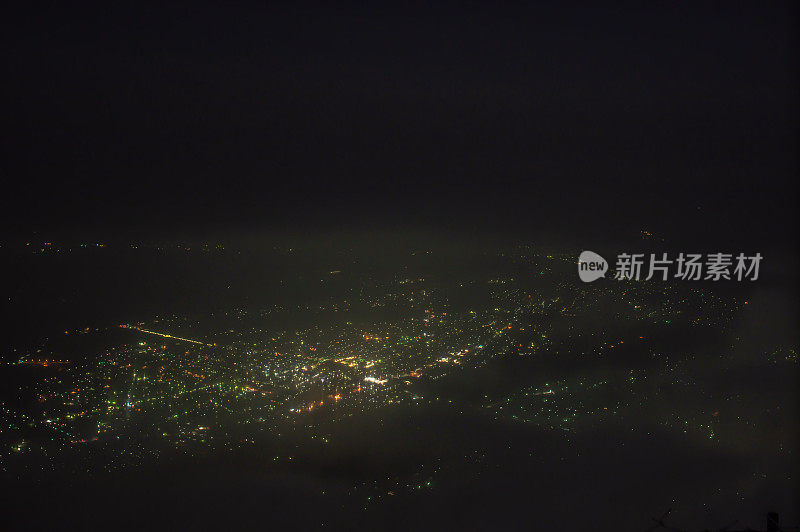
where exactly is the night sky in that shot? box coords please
[1,2,796,246]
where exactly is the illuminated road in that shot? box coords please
[120,325,216,347]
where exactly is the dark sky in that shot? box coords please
[1,2,796,246]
